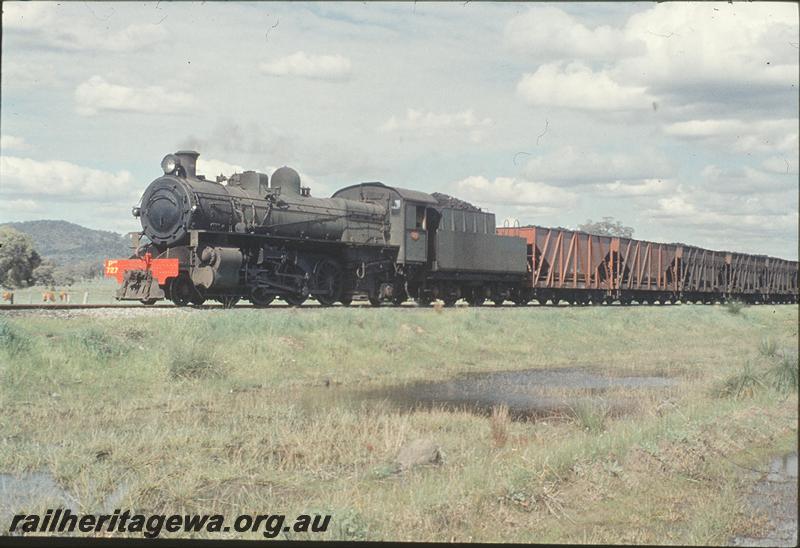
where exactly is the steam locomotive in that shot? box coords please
[104,151,798,307]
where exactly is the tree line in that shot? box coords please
[0,227,101,289]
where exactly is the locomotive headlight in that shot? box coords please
[161,154,179,174]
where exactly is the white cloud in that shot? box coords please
[195,158,245,180]
[260,52,352,81]
[700,164,796,194]
[0,135,30,151]
[762,155,798,175]
[517,62,655,111]
[0,155,138,202]
[504,6,643,60]
[4,3,167,52]
[74,76,197,116]
[381,108,492,142]
[646,189,797,235]
[593,179,676,196]
[454,175,577,210]
[618,3,799,98]
[663,118,799,154]
[523,146,673,185]
[2,2,54,30]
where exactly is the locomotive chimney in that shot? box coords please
[175,150,199,178]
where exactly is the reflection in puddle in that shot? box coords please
[0,470,132,522]
[303,367,677,421]
[732,452,798,547]
[0,471,77,522]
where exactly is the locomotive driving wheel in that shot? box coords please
[169,275,196,307]
[313,259,343,306]
[250,287,275,308]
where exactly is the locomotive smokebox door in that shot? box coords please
[404,203,428,263]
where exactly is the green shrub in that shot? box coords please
[570,400,609,433]
[758,337,778,358]
[723,300,745,315]
[75,327,128,359]
[0,318,31,356]
[717,362,764,399]
[167,345,225,379]
[767,351,799,393]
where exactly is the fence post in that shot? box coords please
[83,292,89,304]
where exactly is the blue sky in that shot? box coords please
[1,1,798,259]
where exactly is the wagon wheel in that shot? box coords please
[250,287,275,308]
[339,296,352,306]
[550,297,560,306]
[169,275,194,307]
[466,290,485,307]
[416,295,432,307]
[493,297,505,306]
[368,295,382,307]
[442,294,458,307]
[313,259,343,306]
[140,298,158,306]
[217,296,240,309]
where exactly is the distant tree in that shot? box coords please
[33,259,57,287]
[578,217,635,238]
[0,227,42,288]
[53,267,76,287]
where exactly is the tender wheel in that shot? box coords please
[284,294,307,307]
[250,288,275,308]
[368,296,381,307]
[339,297,352,306]
[140,298,158,306]
[442,295,458,307]
[217,296,240,309]
[493,297,505,306]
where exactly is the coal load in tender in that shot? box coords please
[431,192,482,212]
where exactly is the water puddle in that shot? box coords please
[0,470,132,522]
[732,452,798,547]
[0,471,77,522]
[303,367,677,421]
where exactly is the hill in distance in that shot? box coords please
[1,220,131,269]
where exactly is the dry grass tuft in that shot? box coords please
[490,404,510,447]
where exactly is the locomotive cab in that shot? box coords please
[332,182,439,264]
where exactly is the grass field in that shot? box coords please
[1,304,797,542]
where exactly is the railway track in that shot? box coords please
[1,301,794,312]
